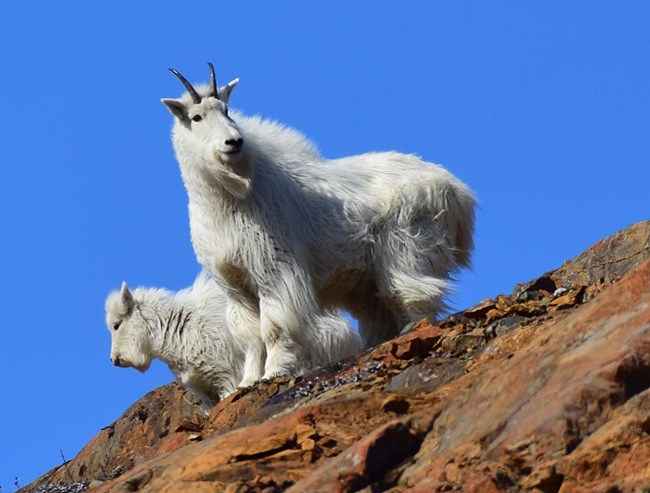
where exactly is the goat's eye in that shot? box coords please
[112,322,121,331]
[192,115,203,122]
[224,108,229,117]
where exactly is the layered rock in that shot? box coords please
[24,221,650,492]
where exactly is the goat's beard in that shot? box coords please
[125,355,152,373]
[133,362,151,372]
[215,150,249,174]
[208,151,254,200]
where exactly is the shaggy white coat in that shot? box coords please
[162,70,475,385]
[105,272,361,410]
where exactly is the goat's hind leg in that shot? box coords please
[352,295,406,349]
[385,269,449,322]
[377,221,452,326]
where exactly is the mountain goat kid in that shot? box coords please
[105,272,361,411]
[162,64,476,386]
[105,273,244,412]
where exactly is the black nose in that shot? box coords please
[112,356,123,367]
[225,137,243,150]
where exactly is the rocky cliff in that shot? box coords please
[24,221,650,492]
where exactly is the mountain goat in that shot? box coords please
[105,272,362,410]
[162,64,475,385]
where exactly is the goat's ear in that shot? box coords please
[161,98,187,120]
[120,281,135,313]
[218,78,239,105]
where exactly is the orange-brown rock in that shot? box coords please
[26,384,205,489]
[23,221,650,492]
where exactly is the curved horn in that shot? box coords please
[168,68,201,104]
[208,62,220,100]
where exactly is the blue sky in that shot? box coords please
[1,2,648,488]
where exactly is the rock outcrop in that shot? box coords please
[24,221,650,492]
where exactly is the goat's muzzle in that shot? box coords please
[112,356,126,367]
[224,137,244,153]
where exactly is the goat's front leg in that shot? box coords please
[226,293,265,388]
[259,296,302,379]
[239,339,267,388]
[259,265,315,379]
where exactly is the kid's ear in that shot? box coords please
[120,281,135,313]
[218,78,239,105]
[161,98,187,120]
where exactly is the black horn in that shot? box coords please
[169,68,201,104]
[208,62,220,100]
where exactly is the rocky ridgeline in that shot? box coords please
[24,221,650,492]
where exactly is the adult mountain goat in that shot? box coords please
[162,64,475,385]
[105,272,361,411]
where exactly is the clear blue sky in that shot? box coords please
[1,3,648,488]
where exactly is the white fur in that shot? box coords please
[105,272,361,410]
[105,272,243,411]
[162,67,476,385]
